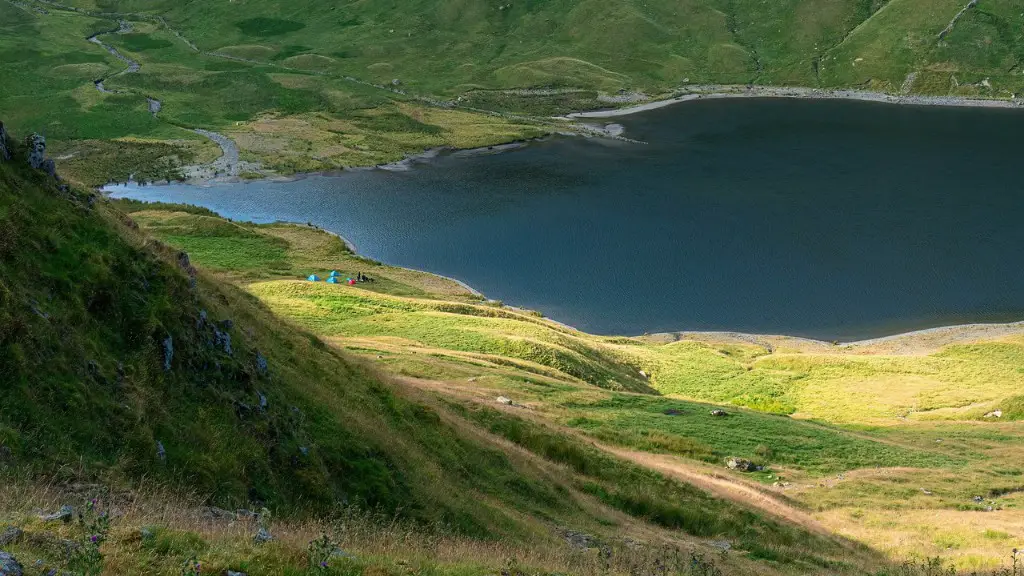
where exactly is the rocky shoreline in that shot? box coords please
[567,84,1024,119]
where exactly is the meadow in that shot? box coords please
[111,201,1024,571]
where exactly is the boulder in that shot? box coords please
[984,410,1002,418]
[156,440,166,463]
[0,122,10,161]
[0,551,22,576]
[496,396,513,405]
[725,457,758,472]
[710,409,728,417]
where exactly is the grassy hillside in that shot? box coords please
[112,198,1024,571]
[3,0,1023,185]
[1,126,913,574]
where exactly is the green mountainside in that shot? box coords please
[2,0,1023,183]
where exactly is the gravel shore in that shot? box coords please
[567,85,1024,119]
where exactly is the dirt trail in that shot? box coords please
[394,375,827,534]
[598,444,830,534]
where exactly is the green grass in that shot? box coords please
[558,395,964,474]
[5,0,1023,185]
[4,132,899,575]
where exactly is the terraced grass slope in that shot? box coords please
[117,199,1024,570]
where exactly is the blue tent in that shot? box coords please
[307,274,321,282]
[328,270,340,277]
[326,276,340,284]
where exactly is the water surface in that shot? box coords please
[109,98,1024,340]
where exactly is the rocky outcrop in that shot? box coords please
[0,122,10,161]
[25,134,45,169]
[24,133,56,178]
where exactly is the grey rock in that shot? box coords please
[973,496,984,503]
[725,457,758,472]
[156,440,166,463]
[214,328,232,355]
[25,133,46,169]
[40,505,73,522]
[496,396,513,406]
[710,409,728,417]
[197,309,208,328]
[710,539,731,551]
[200,507,235,521]
[139,527,155,540]
[921,488,933,496]
[220,319,234,331]
[0,526,23,546]
[253,527,273,544]
[226,572,248,576]
[0,551,23,576]
[146,98,161,116]
[257,392,268,410]
[0,122,10,161]
[235,509,257,519]
[984,410,1003,418]
[331,547,356,560]
[177,251,196,278]
[255,351,268,376]
[298,446,309,456]
[563,530,597,550]
[162,335,173,370]
[41,158,56,179]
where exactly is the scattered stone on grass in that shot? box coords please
[710,409,728,417]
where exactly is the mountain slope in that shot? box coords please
[0,129,893,574]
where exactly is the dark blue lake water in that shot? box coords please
[108,98,1024,340]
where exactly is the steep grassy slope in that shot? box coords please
[116,200,1024,570]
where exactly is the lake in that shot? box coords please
[108,97,1024,341]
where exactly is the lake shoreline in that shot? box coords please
[108,181,1024,349]
[566,85,1024,119]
